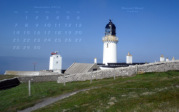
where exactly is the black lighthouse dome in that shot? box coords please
[105,19,116,36]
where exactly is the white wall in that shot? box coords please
[94,58,97,63]
[166,58,169,62]
[126,56,132,64]
[103,42,117,65]
[160,57,165,62]
[100,67,115,70]
[49,54,62,73]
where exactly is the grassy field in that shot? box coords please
[0,71,179,112]
[34,71,179,112]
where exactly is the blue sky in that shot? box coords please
[0,0,179,74]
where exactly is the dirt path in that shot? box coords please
[18,87,98,112]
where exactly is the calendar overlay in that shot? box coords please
[12,6,83,50]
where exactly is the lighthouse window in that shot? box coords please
[107,43,108,48]
[105,29,111,35]
[57,56,58,58]
[56,61,58,64]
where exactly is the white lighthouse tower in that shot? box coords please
[49,51,62,73]
[103,20,118,65]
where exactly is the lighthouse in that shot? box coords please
[103,20,118,65]
[49,51,62,73]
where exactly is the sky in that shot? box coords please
[0,0,179,74]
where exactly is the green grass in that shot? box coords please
[0,80,95,112]
[34,71,179,112]
[0,71,179,112]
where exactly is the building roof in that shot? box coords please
[65,63,99,74]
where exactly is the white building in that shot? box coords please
[103,20,118,65]
[172,57,175,61]
[126,52,132,64]
[94,58,97,64]
[49,51,62,73]
[160,55,165,62]
[166,58,169,62]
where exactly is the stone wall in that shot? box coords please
[57,61,179,83]
[16,61,179,83]
[18,75,62,83]
[5,71,40,76]
[5,71,60,76]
